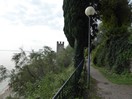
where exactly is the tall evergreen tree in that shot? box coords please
[63,0,99,67]
[100,0,131,28]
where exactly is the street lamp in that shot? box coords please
[85,6,96,88]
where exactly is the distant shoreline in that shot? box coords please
[0,78,10,94]
[0,84,9,94]
[0,86,12,99]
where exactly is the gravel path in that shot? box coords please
[90,66,132,99]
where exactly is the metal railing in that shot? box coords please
[52,60,84,99]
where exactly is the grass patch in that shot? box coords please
[88,77,101,99]
[92,64,132,85]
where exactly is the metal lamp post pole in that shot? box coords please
[88,16,91,88]
[85,6,96,88]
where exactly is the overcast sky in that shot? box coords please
[0,0,68,52]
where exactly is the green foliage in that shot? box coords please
[100,0,131,27]
[75,68,101,99]
[63,0,99,48]
[92,0,132,74]
[6,96,19,99]
[128,27,132,43]
[9,46,56,96]
[4,45,74,98]
[92,29,132,74]
[56,45,74,68]
[26,66,74,99]
[0,65,8,82]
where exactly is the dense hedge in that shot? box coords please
[92,0,132,74]
[92,27,132,74]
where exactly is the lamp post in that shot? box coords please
[85,6,96,88]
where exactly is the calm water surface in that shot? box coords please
[0,51,15,94]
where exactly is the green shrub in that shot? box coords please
[26,66,74,99]
[92,26,132,74]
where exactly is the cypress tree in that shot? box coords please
[63,0,99,67]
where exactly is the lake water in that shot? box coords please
[0,51,15,94]
[0,51,15,70]
[0,79,10,94]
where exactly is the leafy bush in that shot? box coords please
[4,45,75,98]
[26,66,74,99]
[92,27,132,74]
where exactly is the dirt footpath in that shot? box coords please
[90,66,132,99]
